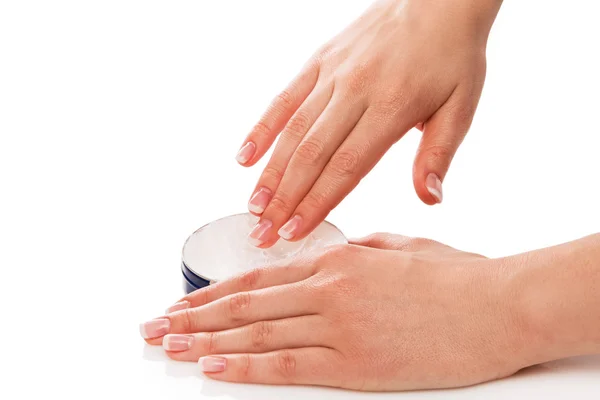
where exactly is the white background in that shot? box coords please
[1,0,599,398]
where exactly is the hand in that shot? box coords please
[140,233,528,391]
[237,0,502,247]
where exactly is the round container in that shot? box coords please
[181,213,346,293]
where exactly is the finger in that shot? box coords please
[247,83,333,216]
[198,348,345,388]
[413,84,480,205]
[350,233,412,250]
[282,108,408,241]
[143,282,316,344]
[351,234,478,258]
[253,96,365,247]
[350,233,446,252]
[236,60,320,167]
[163,315,329,361]
[166,262,317,313]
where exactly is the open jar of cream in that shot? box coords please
[181,213,347,293]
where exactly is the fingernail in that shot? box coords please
[235,142,256,164]
[199,356,227,373]
[278,215,302,240]
[163,334,194,352]
[248,187,272,214]
[165,300,190,314]
[248,219,272,247]
[139,318,170,339]
[425,173,443,204]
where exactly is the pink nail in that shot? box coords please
[248,219,272,247]
[248,187,272,214]
[163,334,194,352]
[425,173,443,203]
[235,142,256,164]
[199,356,227,373]
[139,318,170,339]
[278,215,302,240]
[165,300,190,314]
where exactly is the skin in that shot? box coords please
[141,232,600,391]
[237,0,504,248]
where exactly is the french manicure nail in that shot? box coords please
[248,187,272,214]
[425,173,443,204]
[248,219,273,247]
[163,334,194,352]
[278,215,302,240]
[139,318,170,339]
[235,142,256,164]
[165,300,190,314]
[198,356,227,373]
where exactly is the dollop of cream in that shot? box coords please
[182,213,346,282]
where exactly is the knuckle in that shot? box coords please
[250,321,273,350]
[202,332,218,354]
[407,237,435,250]
[315,244,352,269]
[337,65,370,94]
[251,121,272,141]
[314,44,332,61]
[240,354,252,379]
[329,148,362,177]
[227,292,252,322]
[268,194,293,214]
[302,190,330,212]
[295,139,326,165]
[422,145,454,165]
[321,243,349,259]
[180,308,195,332]
[238,268,262,290]
[284,110,312,140]
[363,232,388,246]
[275,89,295,109]
[273,350,297,381]
[261,165,284,185]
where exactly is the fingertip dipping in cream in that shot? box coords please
[278,215,302,240]
[248,219,272,247]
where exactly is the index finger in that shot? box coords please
[284,108,407,240]
[166,261,317,314]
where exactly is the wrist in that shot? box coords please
[500,234,600,367]
[407,0,502,46]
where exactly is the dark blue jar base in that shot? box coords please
[181,261,210,294]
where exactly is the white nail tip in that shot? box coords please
[248,237,263,247]
[248,203,264,214]
[278,229,293,240]
[426,186,443,203]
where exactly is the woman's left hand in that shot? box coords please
[140,233,527,391]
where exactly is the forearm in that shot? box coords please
[504,233,600,366]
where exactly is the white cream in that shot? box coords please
[182,213,346,282]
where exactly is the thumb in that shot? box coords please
[413,85,477,205]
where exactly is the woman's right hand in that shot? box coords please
[236,0,503,248]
